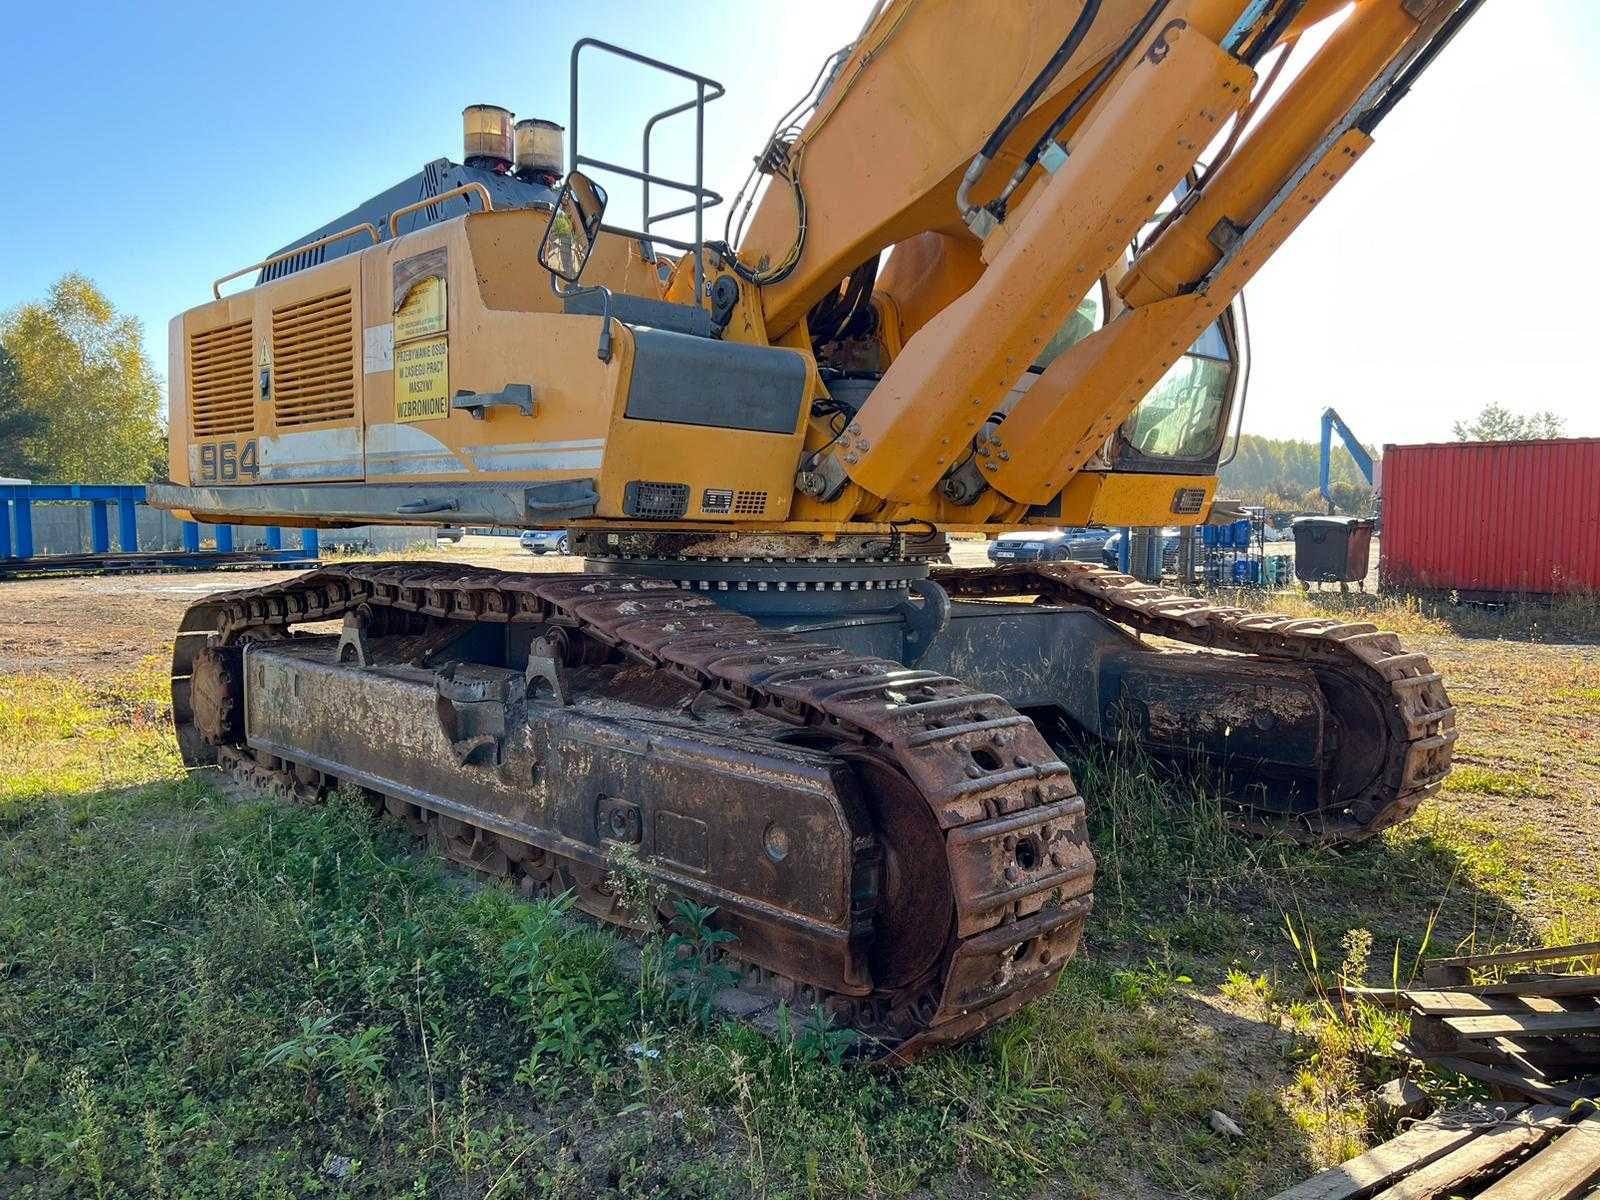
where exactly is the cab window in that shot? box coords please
[1118,318,1233,460]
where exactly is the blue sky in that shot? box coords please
[3,0,1594,446]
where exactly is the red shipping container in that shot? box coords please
[1381,438,1600,599]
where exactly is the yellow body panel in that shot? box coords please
[1052,471,1217,528]
[162,0,1456,541]
[169,209,812,527]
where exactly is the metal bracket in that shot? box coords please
[898,578,951,666]
[794,452,851,502]
[963,207,1000,240]
[1207,217,1245,254]
[434,663,523,766]
[451,384,535,421]
[336,612,371,667]
[524,632,569,706]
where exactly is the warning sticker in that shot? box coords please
[393,248,448,342]
[394,335,450,423]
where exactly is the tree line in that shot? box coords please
[1218,432,1376,514]
[1219,404,1570,514]
[0,275,164,483]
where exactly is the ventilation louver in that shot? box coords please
[271,289,357,428]
[624,481,690,519]
[187,320,255,437]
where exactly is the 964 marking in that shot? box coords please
[198,439,259,483]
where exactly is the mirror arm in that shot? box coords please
[594,286,614,362]
[548,275,615,363]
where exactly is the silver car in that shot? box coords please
[519,529,571,556]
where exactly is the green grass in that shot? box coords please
[0,666,1577,1198]
[1442,764,1542,799]
[1205,585,1600,644]
[0,662,177,809]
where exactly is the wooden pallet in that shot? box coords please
[1268,1104,1600,1199]
[1346,943,1600,1104]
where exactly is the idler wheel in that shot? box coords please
[191,646,244,746]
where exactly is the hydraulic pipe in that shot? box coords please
[836,9,1252,504]
[986,125,1373,504]
[1117,0,1422,307]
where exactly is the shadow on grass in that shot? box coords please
[0,772,1317,1199]
[1070,739,1529,961]
[1401,590,1600,645]
[0,777,736,1198]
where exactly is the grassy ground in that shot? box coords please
[1,589,1595,1198]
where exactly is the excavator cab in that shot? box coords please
[1111,305,1245,476]
[1013,285,1246,482]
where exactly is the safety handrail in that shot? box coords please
[570,38,725,298]
[388,182,494,240]
[212,223,380,298]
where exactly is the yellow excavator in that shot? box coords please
[153,0,1470,1060]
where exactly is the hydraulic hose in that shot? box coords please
[1358,0,1483,133]
[955,0,1102,224]
[1240,0,1309,66]
[987,0,1171,219]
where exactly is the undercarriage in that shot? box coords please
[171,534,1455,1059]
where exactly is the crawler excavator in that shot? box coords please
[153,0,1471,1060]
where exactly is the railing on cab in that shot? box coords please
[568,38,726,303]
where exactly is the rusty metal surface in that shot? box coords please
[170,562,1096,1061]
[934,561,1457,841]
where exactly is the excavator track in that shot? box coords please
[933,561,1457,842]
[171,563,1095,1062]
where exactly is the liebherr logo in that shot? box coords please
[1146,18,1187,64]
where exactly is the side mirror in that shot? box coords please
[538,170,608,284]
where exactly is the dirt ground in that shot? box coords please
[0,536,539,680]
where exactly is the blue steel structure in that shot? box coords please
[1319,407,1375,513]
[0,484,318,575]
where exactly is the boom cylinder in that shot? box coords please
[1118,0,1423,306]
[836,12,1253,505]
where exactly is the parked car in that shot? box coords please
[986,528,1106,563]
[520,529,571,555]
[1101,528,1182,572]
[435,526,465,543]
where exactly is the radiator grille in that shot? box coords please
[271,289,356,427]
[1170,487,1207,515]
[732,490,768,515]
[624,481,690,520]
[188,320,255,437]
